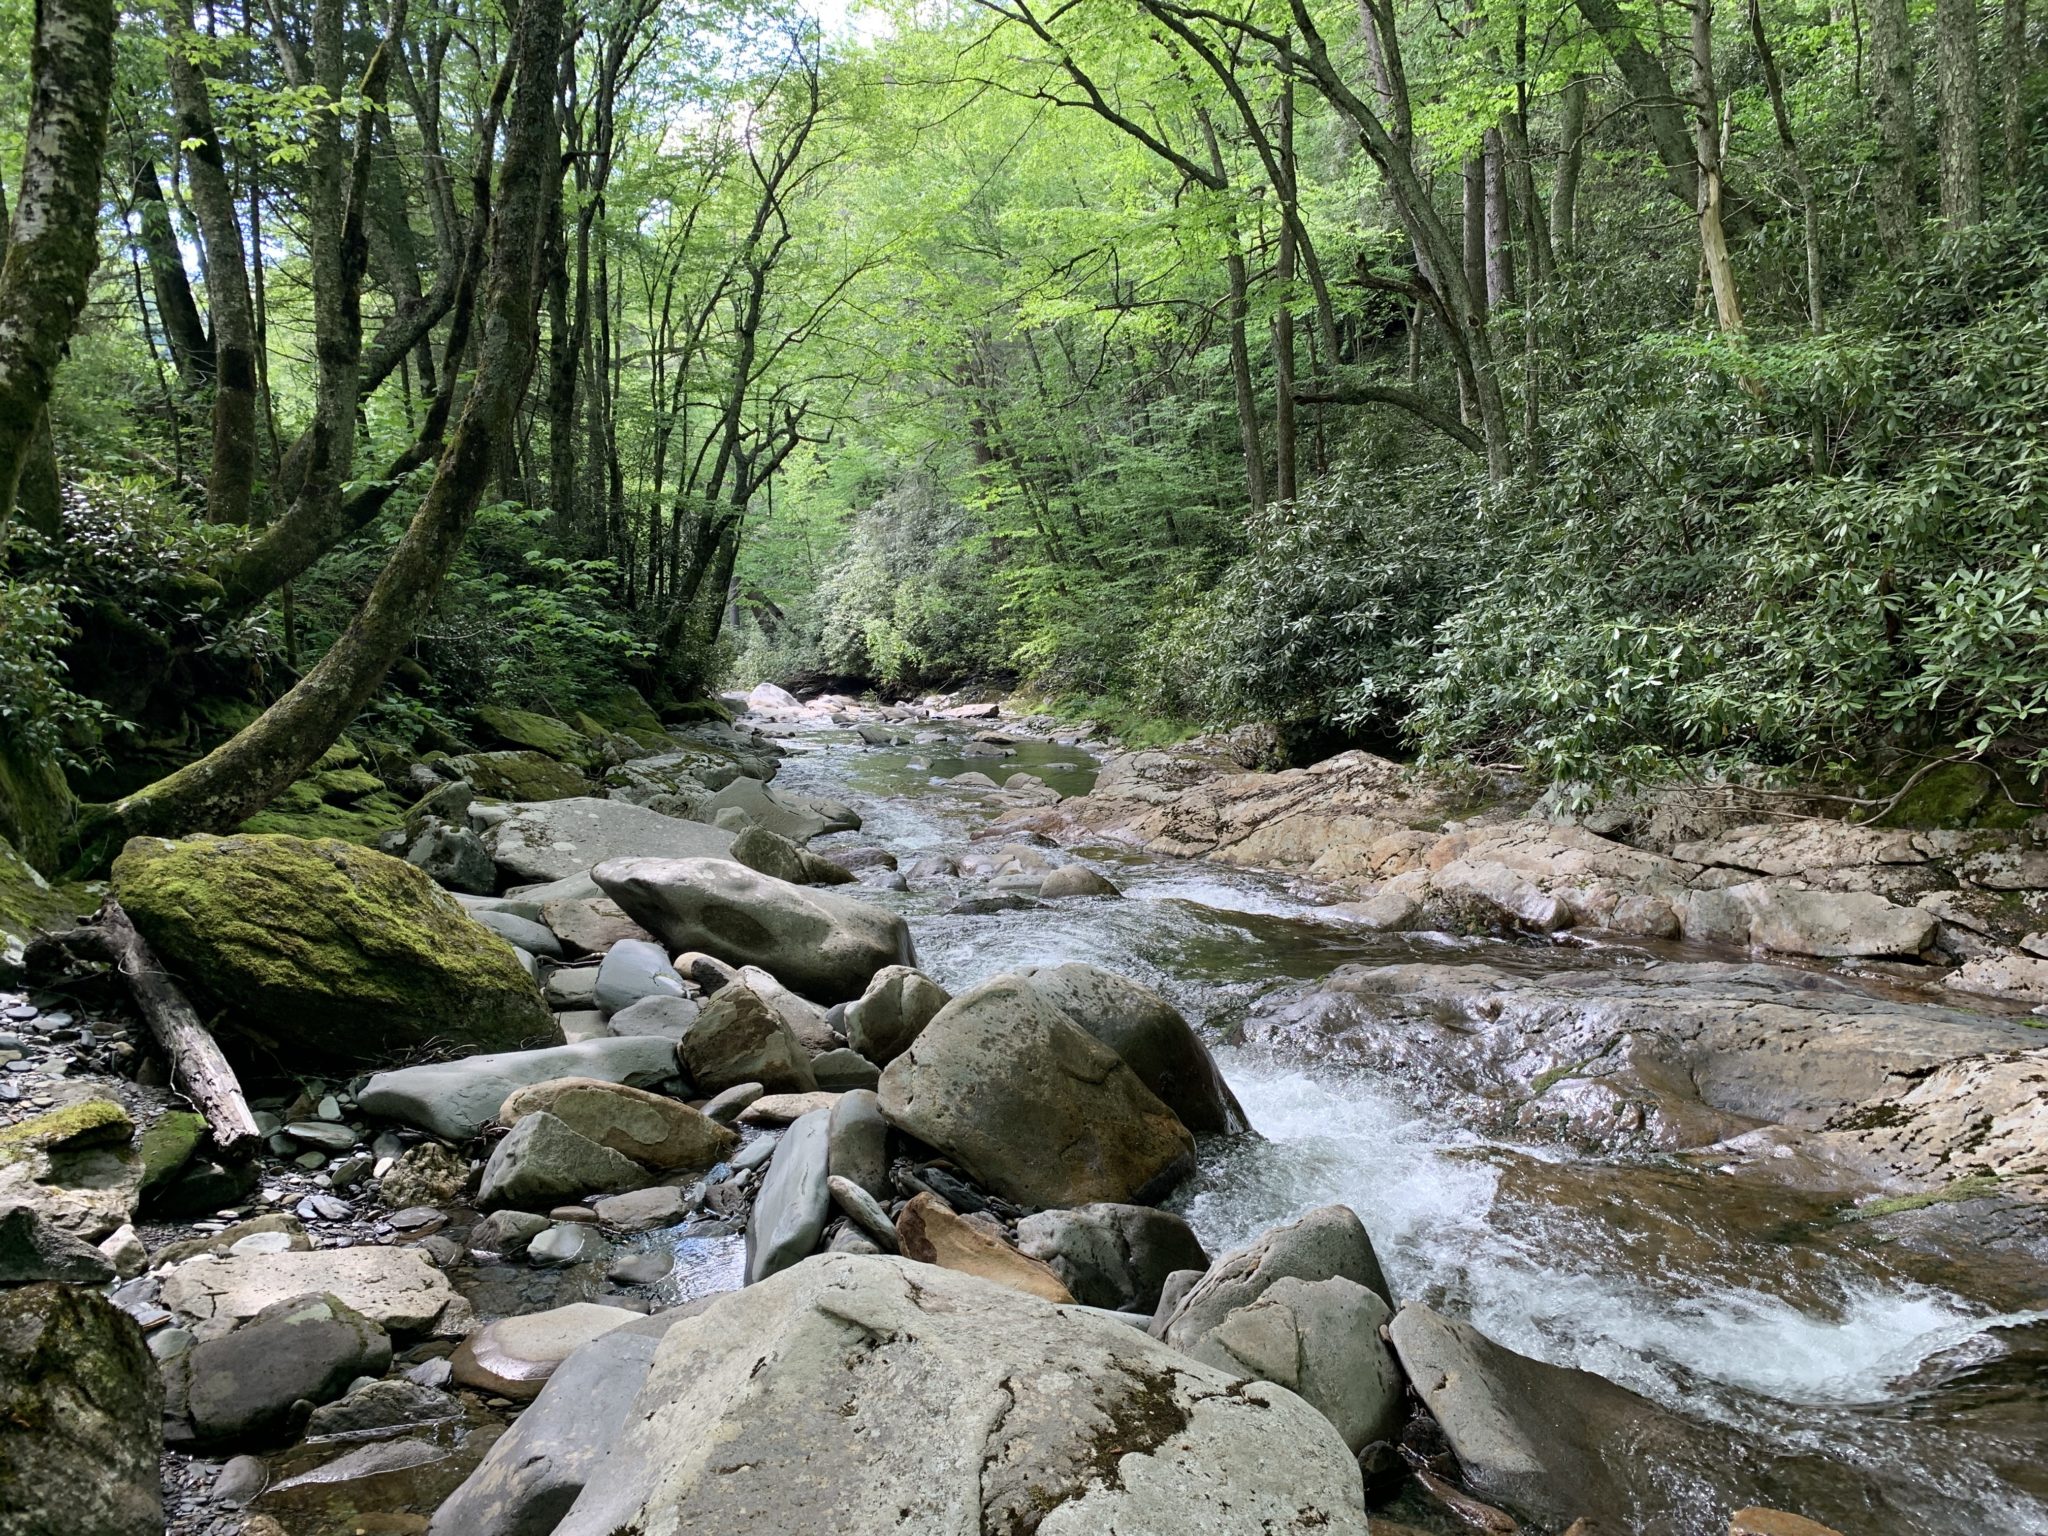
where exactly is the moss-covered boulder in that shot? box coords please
[445,750,589,802]
[473,706,594,766]
[0,1099,141,1238]
[0,834,84,975]
[138,1111,209,1201]
[112,832,561,1068]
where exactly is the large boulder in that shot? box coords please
[677,985,817,1094]
[697,777,858,842]
[163,1292,391,1450]
[542,1254,1372,1536]
[0,1283,162,1536]
[159,1246,460,1341]
[844,964,950,1066]
[594,856,911,1004]
[728,824,857,886]
[1157,1205,1391,1346]
[498,1077,735,1172]
[1674,881,1938,958]
[442,749,588,802]
[1020,962,1248,1135]
[358,1036,683,1141]
[112,833,558,1068]
[877,975,1196,1209]
[486,798,734,884]
[1015,1202,1209,1313]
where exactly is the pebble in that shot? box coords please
[316,1095,344,1121]
[386,1206,446,1232]
[297,1194,352,1221]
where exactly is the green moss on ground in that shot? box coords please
[1846,1174,2003,1220]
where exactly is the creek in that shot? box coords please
[771,718,2048,1536]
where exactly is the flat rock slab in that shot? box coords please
[359,1037,682,1141]
[489,797,735,884]
[545,1253,1371,1536]
[450,1302,643,1401]
[159,1248,458,1341]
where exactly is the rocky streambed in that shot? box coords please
[2,687,2044,1536]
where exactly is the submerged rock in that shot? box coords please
[112,832,558,1068]
[539,1253,1372,1536]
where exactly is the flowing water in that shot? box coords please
[773,721,2048,1536]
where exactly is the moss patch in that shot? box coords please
[112,832,560,1068]
[1847,1174,2004,1220]
[137,1111,209,1198]
[585,686,671,734]
[471,705,592,766]
[0,834,86,967]
[0,1098,134,1166]
[445,750,588,802]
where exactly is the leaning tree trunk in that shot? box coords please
[0,0,116,528]
[74,0,564,866]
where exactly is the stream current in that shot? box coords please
[766,720,2048,1535]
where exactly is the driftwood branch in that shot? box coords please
[27,900,261,1156]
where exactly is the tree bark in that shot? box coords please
[130,160,214,389]
[1692,0,1745,333]
[1868,0,1920,260]
[1750,0,1824,329]
[1483,127,1515,313]
[167,24,262,526]
[2003,0,2029,193]
[76,0,563,860]
[1935,0,1983,225]
[1552,75,1587,263]
[1272,74,1298,504]
[0,0,115,530]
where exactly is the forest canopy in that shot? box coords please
[0,0,2043,873]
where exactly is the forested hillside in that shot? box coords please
[0,0,2043,877]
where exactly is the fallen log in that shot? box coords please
[23,899,261,1156]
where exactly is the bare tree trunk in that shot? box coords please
[78,0,563,861]
[1552,76,1587,264]
[1483,127,1516,313]
[1751,0,1825,329]
[2004,0,2030,193]
[1692,0,1746,333]
[1868,0,1920,260]
[130,161,214,389]
[1936,0,1984,225]
[0,0,115,530]
[1272,75,1297,504]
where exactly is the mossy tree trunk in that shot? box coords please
[0,0,116,529]
[74,0,564,865]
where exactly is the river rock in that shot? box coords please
[0,1098,142,1239]
[428,1309,701,1536]
[740,1089,841,1124]
[1257,961,2045,1154]
[543,1253,1372,1536]
[827,1174,899,1250]
[897,1191,1072,1300]
[303,1376,461,1437]
[1182,1275,1400,1453]
[1387,1301,1730,1529]
[405,820,496,894]
[159,1247,459,1340]
[498,1077,736,1171]
[1015,1202,1209,1313]
[676,984,817,1094]
[593,937,686,1014]
[826,1087,889,1198]
[0,1283,162,1536]
[111,832,558,1068]
[477,1111,652,1210]
[604,993,700,1040]
[729,824,857,885]
[1039,864,1121,899]
[700,1081,762,1123]
[377,1142,471,1208]
[744,1106,832,1283]
[1020,961,1248,1135]
[164,1292,391,1450]
[592,1184,692,1231]
[527,1221,608,1266]
[471,907,566,958]
[699,776,857,842]
[1942,951,2048,1003]
[877,975,1196,1209]
[736,964,837,1050]
[358,1036,683,1140]
[487,797,735,884]
[0,1199,117,1284]
[1158,1205,1391,1345]
[469,1210,550,1257]
[538,896,653,954]
[844,963,950,1065]
[1675,881,1938,958]
[594,856,912,1003]
[451,1301,643,1401]
[811,1045,881,1090]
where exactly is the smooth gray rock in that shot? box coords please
[826,1175,898,1252]
[0,1200,117,1285]
[527,1222,609,1267]
[164,1292,391,1450]
[478,1112,651,1212]
[876,975,1196,1210]
[359,1037,682,1141]
[1038,865,1121,899]
[1019,962,1247,1136]
[427,1308,702,1536]
[744,1107,831,1284]
[676,986,816,1095]
[592,1185,692,1232]
[158,1248,456,1342]
[489,797,735,884]
[545,1254,1371,1536]
[736,965,837,1052]
[605,994,699,1041]
[729,824,857,886]
[211,1453,268,1507]
[697,777,857,843]
[471,908,568,959]
[1015,1203,1209,1314]
[608,1249,673,1285]
[1157,1205,1390,1347]
[544,966,600,1010]
[810,1046,880,1091]
[700,1082,763,1124]
[406,822,496,895]
[594,939,685,1016]
[594,857,912,1004]
[303,1377,460,1437]
[844,965,950,1066]
[825,1088,888,1201]
[469,1210,550,1257]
